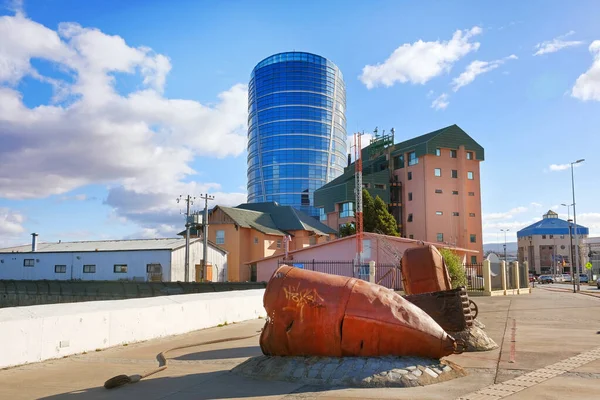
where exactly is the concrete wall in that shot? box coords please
[0,280,267,308]
[0,289,266,369]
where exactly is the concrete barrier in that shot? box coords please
[0,289,266,369]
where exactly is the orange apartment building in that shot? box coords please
[182,202,336,281]
[314,124,484,263]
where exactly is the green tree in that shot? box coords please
[339,222,356,237]
[439,248,467,289]
[373,195,399,236]
[362,189,376,232]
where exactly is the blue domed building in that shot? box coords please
[517,210,589,274]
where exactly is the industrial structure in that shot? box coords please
[517,210,589,275]
[314,124,485,262]
[246,51,347,217]
[0,235,227,282]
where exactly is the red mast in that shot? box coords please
[354,132,363,264]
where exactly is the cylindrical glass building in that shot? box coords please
[247,52,347,217]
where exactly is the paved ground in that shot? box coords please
[1,288,600,399]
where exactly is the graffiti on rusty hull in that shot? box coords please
[282,283,324,321]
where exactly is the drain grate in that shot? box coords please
[457,346,600,399]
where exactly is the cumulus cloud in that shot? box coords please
[571,40,600,101]
[0,12,249,237]
[360,26,482,89]
[0,208,26,247]
[431,93,449,110]
[533,31,584,56]
[548,162,583,172]
[451,55,517,92]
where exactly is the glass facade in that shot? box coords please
[247,52,347,217]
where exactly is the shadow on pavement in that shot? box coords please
[37,370,330,400]
[174,345,262,361]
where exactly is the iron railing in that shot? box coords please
[464,262,484,291]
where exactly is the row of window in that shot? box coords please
[247,135,347,156]
[435,233,478,243]
[434,168,475,180]
[252,83,342,100]
[251,92,343,113]
[248,121,346,141]
[434,211,477,217]
[248,164,331,181]
[434,148,474,159]
[253,53,340,70]
[248,180,328,194]
[252,63,340,81]
[393,149,476,169]
[20,262,161,274]
[433,189,476,196]
[252,74,342,89]
[215,230,284,249]
[248,151,346,169]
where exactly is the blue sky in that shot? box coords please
[1,0,599,247]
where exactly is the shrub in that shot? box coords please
[439,248,467,289]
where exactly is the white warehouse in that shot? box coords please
[0,235,228,282]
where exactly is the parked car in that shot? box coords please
[538,275,554,284]
[529,274,536,283]
[597,277,600,289]
[563,274,573,282]
[579,274,589,283]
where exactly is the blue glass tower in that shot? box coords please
[247,52,347,217]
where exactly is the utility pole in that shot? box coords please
[570,159,584,292]
[176,194,196,282]
[199,193,215,281]
[569,219,575,293]
[500,229,509,263]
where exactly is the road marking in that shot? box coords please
[508,319,516,364]
[456,346,600,399]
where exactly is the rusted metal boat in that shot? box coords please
[260,265,460,360]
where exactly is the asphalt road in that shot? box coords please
[540,282,600,291]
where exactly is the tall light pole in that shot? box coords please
[568,219,576,293]
[571,159,584,291]
[500,229,510,263]
[561,203,573,277]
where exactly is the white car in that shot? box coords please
[563,274,573,282]
[596,277,600,289]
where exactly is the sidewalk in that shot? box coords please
[1,288,599,399]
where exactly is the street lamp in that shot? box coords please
[500,229,510,263]
[568,219,576,293]
[571,159,584,291]
[561,203,574,277]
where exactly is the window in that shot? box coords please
[468,192,475,196]
[83,265,96,273]
[436,211,443,215]
[277,239,282,249]
[408,171,412,180]
[408,213,413,222]
[216,230,225,244]
[114,264,127,273]
[374,184,385,189]
[254,236,259,245]
[435,189,443,194]
[467,152,473,160]
[542,235,547,239]
[434,168,441,177]
[549,235,554,239]
[452,212,460,216]
[362,183,370,189]
[450,150,457,158]
[408,192,413,201]
[467,171,474,180]
[471,256,477,264]
[469,213,476,217]
[54,265,66,273]
[470,234,476,243]
[452,190,459,195]
[318,207,327,222]
[309,236,317,245]
[437,233,444,242]
[409,234,414,239]
[408,151,418,166]
[435,148,441,156]
[394,155,404,169]
[147,264,161,273]
[451,170,458,178]
[560,235,565,239]
[23,259,34,267]
[339,202,354,218]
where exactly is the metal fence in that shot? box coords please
[277,260,402,290]
[464,263,484,291]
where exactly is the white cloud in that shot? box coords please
[533,31,584,56]
[0,12,249,236]
[0,207,26,247]
[59,194,89,202]
[530,202,543,208]
[360,26,482,89]
[578,212,600,236]
[548,162,583,172]
[571,40,600,101]
[347,132,374,158]
[451,55,517,92]
[483,206,528,221]
[431,93,449,110]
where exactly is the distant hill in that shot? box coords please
[483,242,518,254]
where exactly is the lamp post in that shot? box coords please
[568,219,575,293]
[570,159,584,291]
[561,203,573,277]
[500,229,510,263]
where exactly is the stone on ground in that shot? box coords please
[450,325,498,352]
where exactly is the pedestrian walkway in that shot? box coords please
[1,288,599,399]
